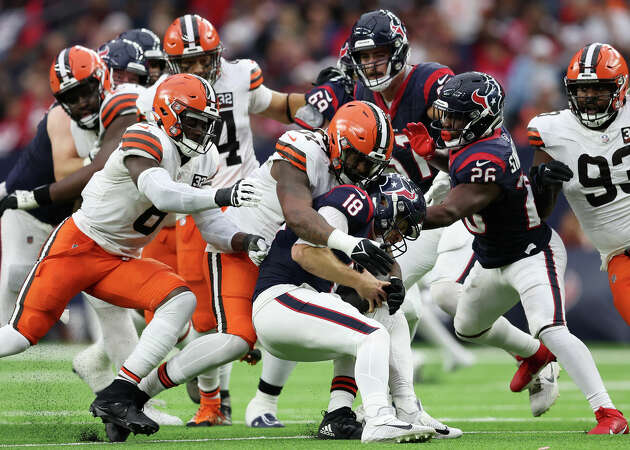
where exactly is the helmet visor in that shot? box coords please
[340,147,389,185]
[179,107,222,155]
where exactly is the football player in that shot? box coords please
[0,73,264,436]
[0,46,112,326]
[528,43,630,327]
[407,70,628,435]
[115,101,395,442]
[251,176,435,444]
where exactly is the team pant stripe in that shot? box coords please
[11,218,68,331]
[200,386,220,398]
[121,366,141,383]
[456,254,477,284]
[543,246,565,325]
[275,293,379,335]
[157,362,177,388]
[209,253,227,333]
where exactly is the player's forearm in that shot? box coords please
[427,150,449,172]
[193,209,240,252]
[532,185,560,219]
[138,167,220,213]
[49,162,104,203]
[284,206,335,246]
[292,244,363,287]
[423,204,460,230]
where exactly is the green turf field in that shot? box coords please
[0,343,629,448]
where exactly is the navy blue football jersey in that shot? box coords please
[4,111,74,226]
[253,184,374,300]
[448,127,551,268]
[303,62,453,193]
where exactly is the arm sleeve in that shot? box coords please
[248,83,273,114]
[295,206,349,247]
[192,208,240,253]
[137,166,219,213]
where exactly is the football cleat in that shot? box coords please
[588,407,629,435]
[220,403,232,425]
[186,397,230,427]
[245,395,284,428]
[144,399,183,426]
[510,343,556,392]
[186,377,201,404]
[250,413,284,428]
[105,422,130,442]
[529,362,560,417]
[361,407,435,444]
[90,380,159,436]
[396,401,462,440]
[317,407,363,440]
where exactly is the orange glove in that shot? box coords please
[403,122,436,160]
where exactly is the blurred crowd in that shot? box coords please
[2,0,630,237]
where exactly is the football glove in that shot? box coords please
[243,234,269,266]
[240,348,262,365]
[0,185,51,215]
[383,277,405,315]
[314,66,354,95]
[529,161,573,191]
[403,122,436,160]
[215,179,262,207]
[350,238,394,277]
[424,170,451,205]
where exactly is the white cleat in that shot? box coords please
[361,408,435,444]
[72,342,114,393]
[396,402,463,440]
[245,395,284,427]
[415,410,463,439]
[529,361,560,417]
[143,399,183,426]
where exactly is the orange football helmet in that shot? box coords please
[565,43,628,128]
[49,45,112,130]
[153,73,221,158]
[163,14,223,84]
[327,100,394,185]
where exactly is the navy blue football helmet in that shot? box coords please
[368,172,426,257]
[348,9,409,92]
[98,38,149,87]
[337,39,354,80]
[431,71,505,149]
[119,28,167,84]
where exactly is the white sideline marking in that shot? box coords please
[0,435,313,448]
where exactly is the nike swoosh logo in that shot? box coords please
[387,424,413,430]
[288,135,297,142]
[476,160,491,167]
[437,74,449,85]
[435,428,450,435]
[355,189,366,200]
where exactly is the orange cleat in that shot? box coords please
[186,397,229,427]
[588,408,628,435]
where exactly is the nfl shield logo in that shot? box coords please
[601,134,609,143]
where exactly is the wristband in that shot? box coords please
[327,229,360,257]
[285,94,294,124]
[33,184,52,206]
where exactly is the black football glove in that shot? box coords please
[214,179,262,207]
[383,277,405,315]
[350,239,395,276]
[314,66,354,95]
[529,161,573,192]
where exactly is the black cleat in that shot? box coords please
[90,380,159,438]
[317,407,363,440]
[220,404,232,425]
[105,422,131,442]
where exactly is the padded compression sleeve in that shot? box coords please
[137,166,219,213]
[193,208,240,252]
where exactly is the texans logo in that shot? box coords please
[385,188,416,200]
[472,89,489,110]
[339,42,349,58]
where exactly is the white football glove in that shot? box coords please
[214,179,263,207]
[244,234,269,266]
[424,170,451,206]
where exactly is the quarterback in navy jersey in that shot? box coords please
[407,71,628,435]
[299,9,453,193]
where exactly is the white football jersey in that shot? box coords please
[135,59,270,189]
[529,107,630,269]
[206,129,337,250]
[70,120,99,159]
[73,122,219,258]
